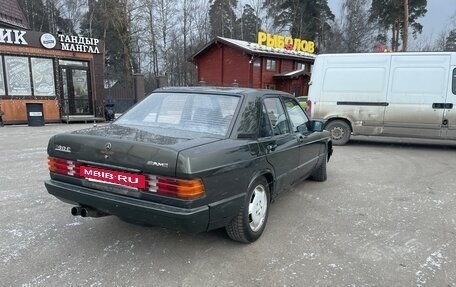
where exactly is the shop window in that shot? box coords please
[31,58,56,96]
[0,56,56,97]
[4,56,31,96]
[0,57,5,95]
[266,59,277,71]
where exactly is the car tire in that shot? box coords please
[325,120,351,145]
[310,152,327,182]
[226,177,270,243]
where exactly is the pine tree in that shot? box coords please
[263,0,334,52]
[445,29,456,51]
[342,0,374,52]
[209,0,238,38]
[369,0,427,51]
[236,4,262,42]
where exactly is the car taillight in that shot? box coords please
[48,157,82,177]
[49,156,204,200]
[306,100,312,115]
[146,175,205,200]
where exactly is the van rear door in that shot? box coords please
[383,54,450,139]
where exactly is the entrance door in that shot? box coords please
[60,63,92,116]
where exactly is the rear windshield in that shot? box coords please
[116,92,240,137]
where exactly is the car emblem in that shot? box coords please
[105,142,112,151]
[55,145,71,153]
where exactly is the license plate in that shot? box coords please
[80,166,146,189]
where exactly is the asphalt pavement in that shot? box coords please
[0,124,455,286]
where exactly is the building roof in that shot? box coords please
[274,69,311,79]
[191,36,316,62]
[0,0,30,29]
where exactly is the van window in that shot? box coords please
[453,68,456,95]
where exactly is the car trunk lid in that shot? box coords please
[48,124,222,177]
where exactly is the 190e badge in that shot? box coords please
[55,145,71,153]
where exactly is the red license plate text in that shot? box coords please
[80,166,146,189]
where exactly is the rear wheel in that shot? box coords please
[325,120,351,145]
[226,177,270,243]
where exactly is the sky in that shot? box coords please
[327,0,456,41]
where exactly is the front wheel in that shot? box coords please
[310,152,327,182]
[325,120,351,145]
[226,177,270,243]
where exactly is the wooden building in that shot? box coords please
[0,0,104,125]
[190,36,316,97]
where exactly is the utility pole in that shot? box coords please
[403,0,409,51]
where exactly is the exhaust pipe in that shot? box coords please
[80,207,110,218]
[71,206,83,216]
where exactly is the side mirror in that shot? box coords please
[310,120,324,132]
[297,124,307,134]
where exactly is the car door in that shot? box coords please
[383,54,450,138]
[282,97,323,179]
[258,96,300,195]
[444,67,456,139]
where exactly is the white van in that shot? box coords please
[308,52,456,145]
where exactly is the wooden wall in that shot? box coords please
[0,99,60,124]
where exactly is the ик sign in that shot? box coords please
[257,32,315,53]
[0,29,27,45]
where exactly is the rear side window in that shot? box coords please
[259,104,273,137]
[264,97,290,135]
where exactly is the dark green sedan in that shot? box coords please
[45,87,332,243]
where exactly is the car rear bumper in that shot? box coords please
[45,179,212,233]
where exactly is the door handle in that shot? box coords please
[433,103,453,109]
[267,144,277,152]
[432,103,445,109]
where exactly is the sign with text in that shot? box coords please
[81,166,146,189]
[57,35,100,54]
[257,32,315,54]
[0,29,28,45]
[1,30,101,54]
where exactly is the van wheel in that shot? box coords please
[226,177,270,243]
[325,120,351,145]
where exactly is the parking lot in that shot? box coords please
[1,123,455,287]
